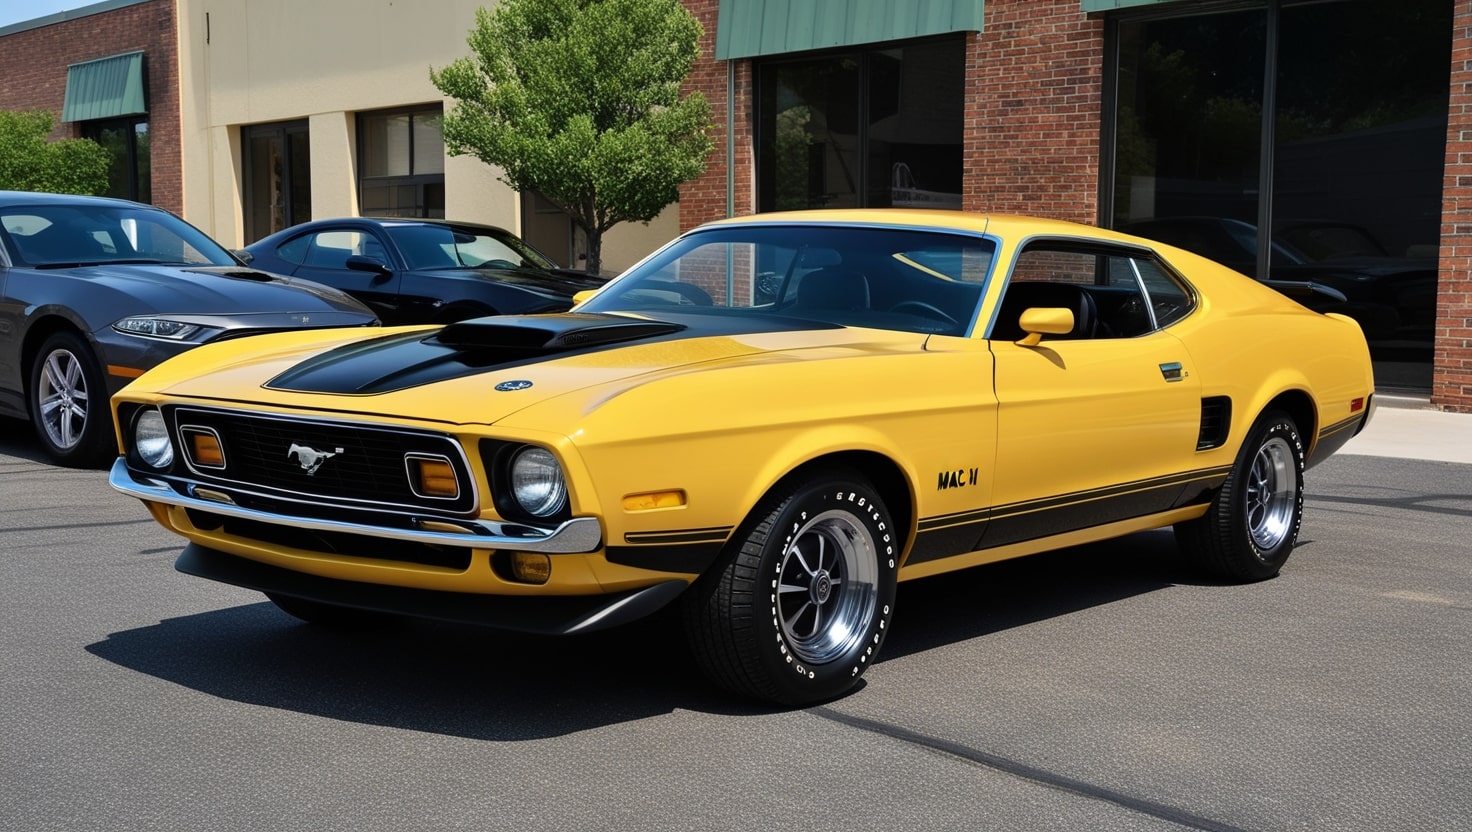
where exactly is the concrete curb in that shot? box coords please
[1339,395,1472,465]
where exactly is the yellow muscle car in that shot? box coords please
[110,210,1375,705]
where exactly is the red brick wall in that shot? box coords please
[1437,4,1472,412]
[0,0,181,215]
[681,0,1466,406]
[680,0,754,232]
[961,3,1104,222]
[679,0,1104,230]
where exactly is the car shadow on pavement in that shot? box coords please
[84,529,1206,739]
[85,599,754,740]
[0,416,54,465]
[878,528,1196,661]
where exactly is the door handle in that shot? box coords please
[1159,362,1185,382]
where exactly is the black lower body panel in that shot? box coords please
[175,544,687,635]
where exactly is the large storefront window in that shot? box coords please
[83,118,150,204]
[358,106,445,218]
[1111,1,1450,390]
[756,38,964,213]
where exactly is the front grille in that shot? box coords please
[168,407,476,515]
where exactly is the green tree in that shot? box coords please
[0,111,109,195]
[432,0,714,274]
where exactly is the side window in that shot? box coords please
[275,234,312,266]
[303,230,375,269]
[1008,248,1095,286]
[994,247,1111,341]
[998,244,1192,340]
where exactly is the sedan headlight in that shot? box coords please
[133,408,174,469]
[510,446,567,518]
[114,317,202,340]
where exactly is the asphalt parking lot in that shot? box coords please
[1,418,1468,831]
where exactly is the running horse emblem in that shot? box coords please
[287,443,342,475]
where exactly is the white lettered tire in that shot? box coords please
[1177,411,1305,581]
[682,468,899,705]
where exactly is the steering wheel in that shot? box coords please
[889,300,958,326]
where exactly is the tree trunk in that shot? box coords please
[584,229,603,276]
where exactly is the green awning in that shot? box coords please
[62,51,146,122]
[715,0,984,60]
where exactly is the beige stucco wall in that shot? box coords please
[176,0,676,272]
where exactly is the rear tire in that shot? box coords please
[28,331,113,468]
[682,468,899,705]
[1176,410,1305,581]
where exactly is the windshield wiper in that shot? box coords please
[33,258,173,269]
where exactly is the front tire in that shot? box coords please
[1176,411,1305,581]
[682,469,899,705]
[28,331,113,468]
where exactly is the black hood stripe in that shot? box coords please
[266,311,839,395]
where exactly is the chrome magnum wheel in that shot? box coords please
[776,508,881,666]
[1245,435,1298,551]
[28,331,112,468]
[683,468,899,705]
[1176,410,1305,581]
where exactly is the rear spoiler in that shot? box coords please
[1261,280,1348,304]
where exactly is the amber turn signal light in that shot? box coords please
[622,490,687,511]
[509,552,551,584]
[407,455,458,499]
[190,431,225,467]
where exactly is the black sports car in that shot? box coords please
[0,191,377,467]
[241,217,608,325]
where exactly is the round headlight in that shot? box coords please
[134,409,174,469]
[510,446,567,517]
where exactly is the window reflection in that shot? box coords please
[82,117,150,203]
[1112,0,1451,389]
[757,39,963,213]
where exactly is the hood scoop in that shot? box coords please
[266,313,687,395]
[433,313,685,352]
[183,266,279,282]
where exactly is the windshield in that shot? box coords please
[579,225,997,336]
[384,223,556,271]
[0,203,236,268]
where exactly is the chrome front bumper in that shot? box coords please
[109,457,604,554]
